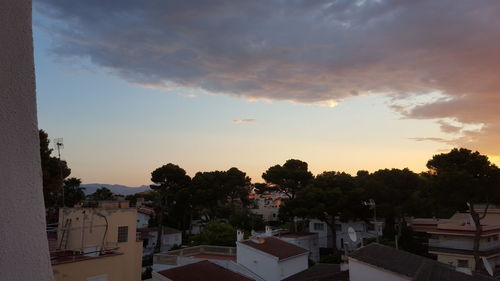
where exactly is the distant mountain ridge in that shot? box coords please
[81,183,150,195]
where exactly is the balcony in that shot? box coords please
[429,238,500,252]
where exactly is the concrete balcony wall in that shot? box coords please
[429,238,500,251]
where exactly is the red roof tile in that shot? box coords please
[157,260,253,281]
[240,237,309,260]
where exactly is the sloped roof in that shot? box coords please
[157,260,253,281]
[282,264,349,281]
[239,236,309,260]
[349,243,494,281]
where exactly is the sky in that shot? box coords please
[33,0,500,186]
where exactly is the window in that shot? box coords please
[494,235,499,241]
[457,259,469,268]
[313,223,324,231]
[118,226,128,243]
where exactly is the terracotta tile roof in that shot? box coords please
[349,243,494,281]
[157,260,253,281]
[240,236,309,260]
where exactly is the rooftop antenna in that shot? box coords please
[54,138,65,207]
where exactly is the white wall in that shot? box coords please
[348,258,410,281]
[137,213,150,228]
[237,242,308,281]
[280,235,319,262]
[0,1,54,280]
[161,233,182,251]
[237,243,280,281]
[309,219,332,248]
[279,255,308,279]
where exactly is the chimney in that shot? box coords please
[237,229,244,242]
[265,225,273,237]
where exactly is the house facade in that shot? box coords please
[412,208,500,273]
[50,201,143,281]
[249,192,283,222]
[308,218,383,250]
[237,237,309,281]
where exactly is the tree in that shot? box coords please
[62,177,85,207]
[191,221,237,246]
[284,171,367,250]
[362,168,429,240]
[39,130,71,209]
[191,168,251,221]
[150,163,191,251]
[224,167,251,207]
[90,187,115,201]
[262,159,313,199]
[427,148,500,270]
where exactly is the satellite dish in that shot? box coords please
[348,227,357,242]
[482,257,494,276]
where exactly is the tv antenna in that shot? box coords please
[54,138,65,207]
[54,138,64,159]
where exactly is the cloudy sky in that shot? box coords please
[34,0,500,186]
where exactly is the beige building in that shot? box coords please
[412,207,500,275]
[50,201,143,281]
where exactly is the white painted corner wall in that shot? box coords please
[0,0,54,280]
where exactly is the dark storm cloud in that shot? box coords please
[36,0,500,154]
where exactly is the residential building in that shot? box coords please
[137,227,159,256]
[160,227,183,252]
[153,232,311,281]
[137,206,155,228]
[237,236,309,281]
[249,192,283,222]
[152,260,253,281]
[189,219,205,235]
[412,208,500,274]
[277,232,320,262]
[348,243,493,281]
[50,201,143,281]
[309,218,383,249]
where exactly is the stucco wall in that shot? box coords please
[348,258,410,281]
[0,0,54,280]
[56,208,143,281]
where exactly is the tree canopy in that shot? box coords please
[262,159,313,199]
[62,177,85,207]
[39,130,71,208]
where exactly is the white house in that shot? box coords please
[236,236,309,281]
[348,243,490,281]
[277,232,320,262]
[137,207,155,228]
[160,227,182,251]
[309,218,383,249]
[249,192,283,222]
